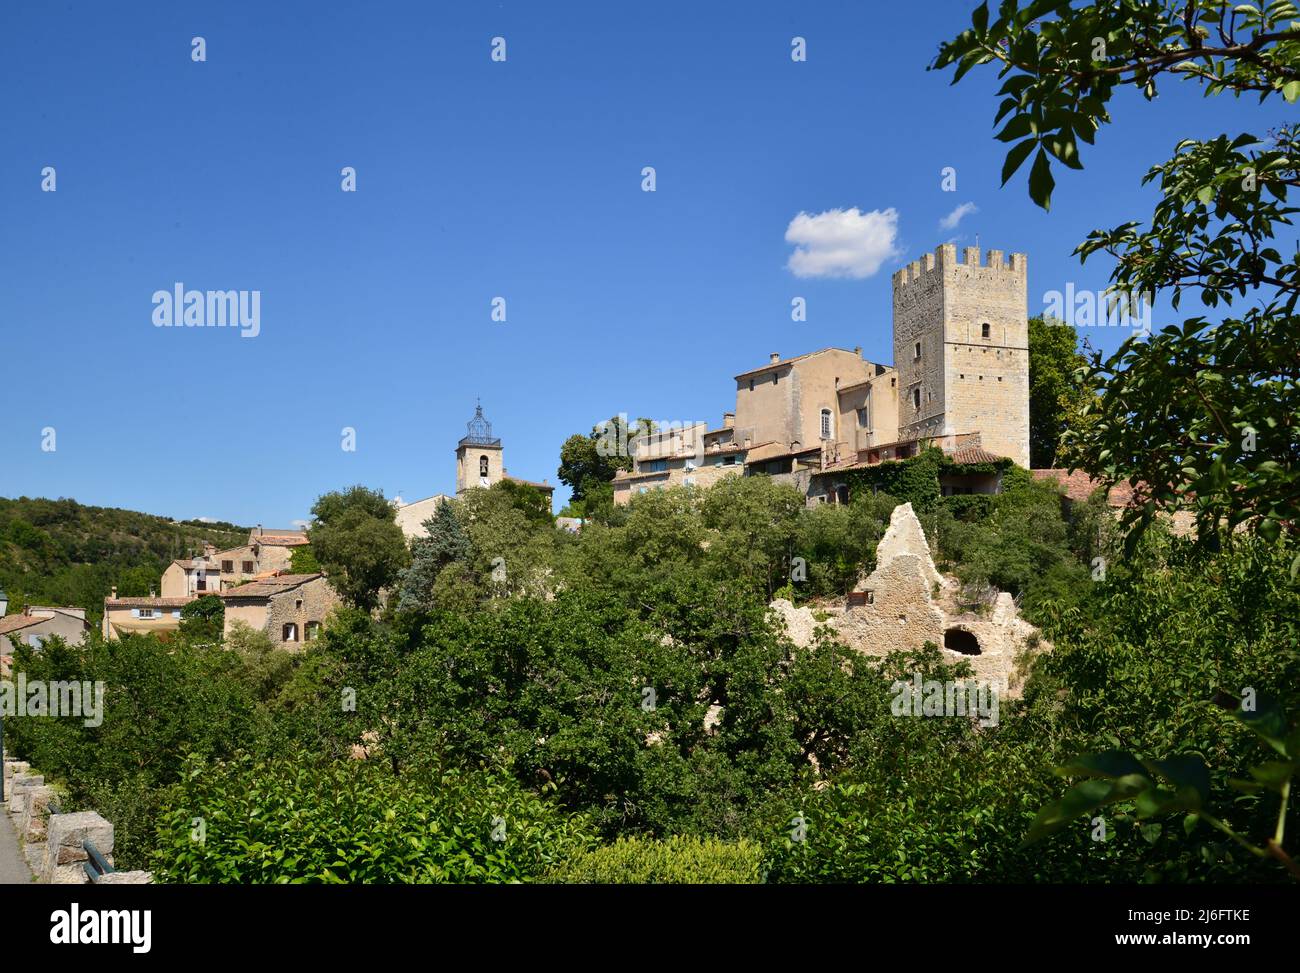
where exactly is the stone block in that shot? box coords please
[7,774,44,813]
[42,811,113,884]
[96,870,152,885]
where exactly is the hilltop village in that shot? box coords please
[5,244,1106,673]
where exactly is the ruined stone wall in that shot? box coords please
[770,502,1046,697]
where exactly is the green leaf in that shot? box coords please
[1148,754,1210,805]
[1001,139,1037,185]
[1028,147,1055,210]
[1057,750,1150,780]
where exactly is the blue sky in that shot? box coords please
[2,0,1289,525]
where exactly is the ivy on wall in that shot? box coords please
[836,447,1018,518]
[838,447,943,513]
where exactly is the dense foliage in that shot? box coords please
[8,468,1296,882]
[935,0,1299,556]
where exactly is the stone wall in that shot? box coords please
[770,502,1047,696]
[3,758,151,884]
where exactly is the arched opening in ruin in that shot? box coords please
[943,627,981,655]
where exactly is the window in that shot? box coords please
[914,341,922,359]
[820,409,832,439]
[722,455,737,466]
[282,623,298,642]
[305,621,321,641]
[647,459,667,473]
[139,608,155,619]
[196,576,206,592]
[221,560,233,572]
[295,598,303,611]
[242,561,254,574]
[912,388,921,410]
[865,590,875,605]
[981,322,990,338]
[479,455,489,477]
[857,406,869,429]
[28,633,44,648]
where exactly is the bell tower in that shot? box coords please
[455,401,505,494]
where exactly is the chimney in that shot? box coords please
[257,524,263,536]
[723,412,735,429]
[854,346,862,356]
[203,542,216,557]
[110,586,117,600]
[149,586,156,598]
[769,352,780,364]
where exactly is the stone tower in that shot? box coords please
[891,244,1029,467]
[455,402,504,494]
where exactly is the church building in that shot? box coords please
[394,403,555,539]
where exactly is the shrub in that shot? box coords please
[549,835,764,884]
[151,751,595,883]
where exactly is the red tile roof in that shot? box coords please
[0,614,43,636]
[948,445,1007,465]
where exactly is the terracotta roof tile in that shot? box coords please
[0,614,43,636]
[948,445,1007,465]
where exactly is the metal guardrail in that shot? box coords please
[84,840,114,882]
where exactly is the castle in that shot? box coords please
[613,244,1030,505]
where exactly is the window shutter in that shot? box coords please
[131,608,140,618]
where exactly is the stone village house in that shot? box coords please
[218,573,339,648]
[160,526,310,598]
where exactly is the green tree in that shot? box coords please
[557,415,653,518]
[934,1,1300,554]
[395,501,472,614]
[307,486,408,612]
[1027,315,1094,468]
[179,594,224,642]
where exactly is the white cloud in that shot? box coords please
[784,207,902,279]
[938,201,978,231]
[291,518,310,528]
[195,516,217,523]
